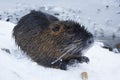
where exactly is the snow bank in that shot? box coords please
[0,21,120,80]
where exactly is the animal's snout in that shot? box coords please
[86,37,94,46]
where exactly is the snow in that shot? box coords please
[0,21,120,80]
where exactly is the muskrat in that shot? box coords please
[13,10,94,70]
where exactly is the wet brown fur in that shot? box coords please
[13,10,93,70]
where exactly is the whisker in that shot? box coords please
[95,39,104,42]
[51,44,77,64]
[51,51,68,64]
[73,39,82,43]
[51,43,85,64]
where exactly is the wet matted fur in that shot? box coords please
[13,10,94,70]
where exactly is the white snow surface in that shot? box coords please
[0,21,120,80]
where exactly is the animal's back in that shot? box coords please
[13,11,58,34]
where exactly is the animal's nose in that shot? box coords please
[86,38,94,45]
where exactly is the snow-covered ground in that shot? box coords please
[0,21,120,80]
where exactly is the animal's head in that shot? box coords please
[48,20,94,56]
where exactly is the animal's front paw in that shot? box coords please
[79,56,90,63]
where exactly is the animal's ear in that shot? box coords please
[52,25,60,32]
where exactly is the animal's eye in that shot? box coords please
[52,26,60,32]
